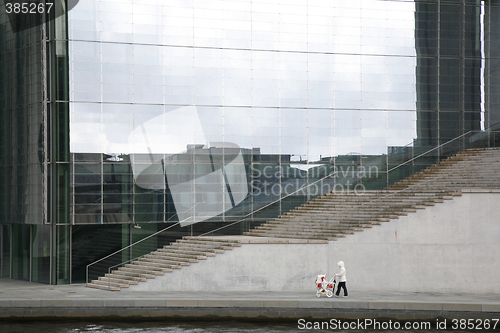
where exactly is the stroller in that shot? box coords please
[315,274,335,298]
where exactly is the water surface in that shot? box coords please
[0,320,471,333]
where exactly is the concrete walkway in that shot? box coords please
[0,277,499,321]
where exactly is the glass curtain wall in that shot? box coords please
[66,0,499,259]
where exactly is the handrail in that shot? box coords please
[386,130,473,174]
[85,202,204,285]
[387,129,500,175]
[86,221,179,285]
[101,216,195,290]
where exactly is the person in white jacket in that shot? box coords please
[334,261,348,298]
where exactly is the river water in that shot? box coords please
[0,320,472,333]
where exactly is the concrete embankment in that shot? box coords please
[0,278,499,321]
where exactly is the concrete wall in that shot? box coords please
[329,192,500,293]
[129,242,330,292]
[130,192,500,293]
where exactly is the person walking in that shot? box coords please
[334,261,348,298]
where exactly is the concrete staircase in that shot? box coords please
[245,148,500,240]
[86,148,500,291]
[86,237,241,291]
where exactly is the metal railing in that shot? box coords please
[385,130,500,188]
[85,202,204,286]
[386,130,473,174]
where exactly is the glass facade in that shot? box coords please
[1,0,500,284]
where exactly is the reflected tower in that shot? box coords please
[415,0,482,148]
[484,0,500,129]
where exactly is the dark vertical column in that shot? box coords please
[46,2,71,284]
[32,224,51,283]
[11,224,31,281]
[415,0,439,148]
[485,0,500,129]
[1,225,11,278]
[53,224,70,284]
[415,0,482,151]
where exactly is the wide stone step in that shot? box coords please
[262,218,385,228]
[245,230,332,239]
[143,254,191,266]
[157,252,208,260]
[174,240,232,249]
[92,279,128,288]
[166,244,226,253]
[305,197,381,205]
[127,263,172,273]
[141,255,197,264]
[105,272,147,282]
[86,283,120,291]
[279,207,413,218]
[179,238,241,247]
[158,248,217,257]
[299,195,444,206]
[247,227,353,237]
[98,276,138,285]
[270,210,409,222]
[282,208,413,217]
[116,267,156,279]
[260,225,370,235]
[266,220,376,228]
